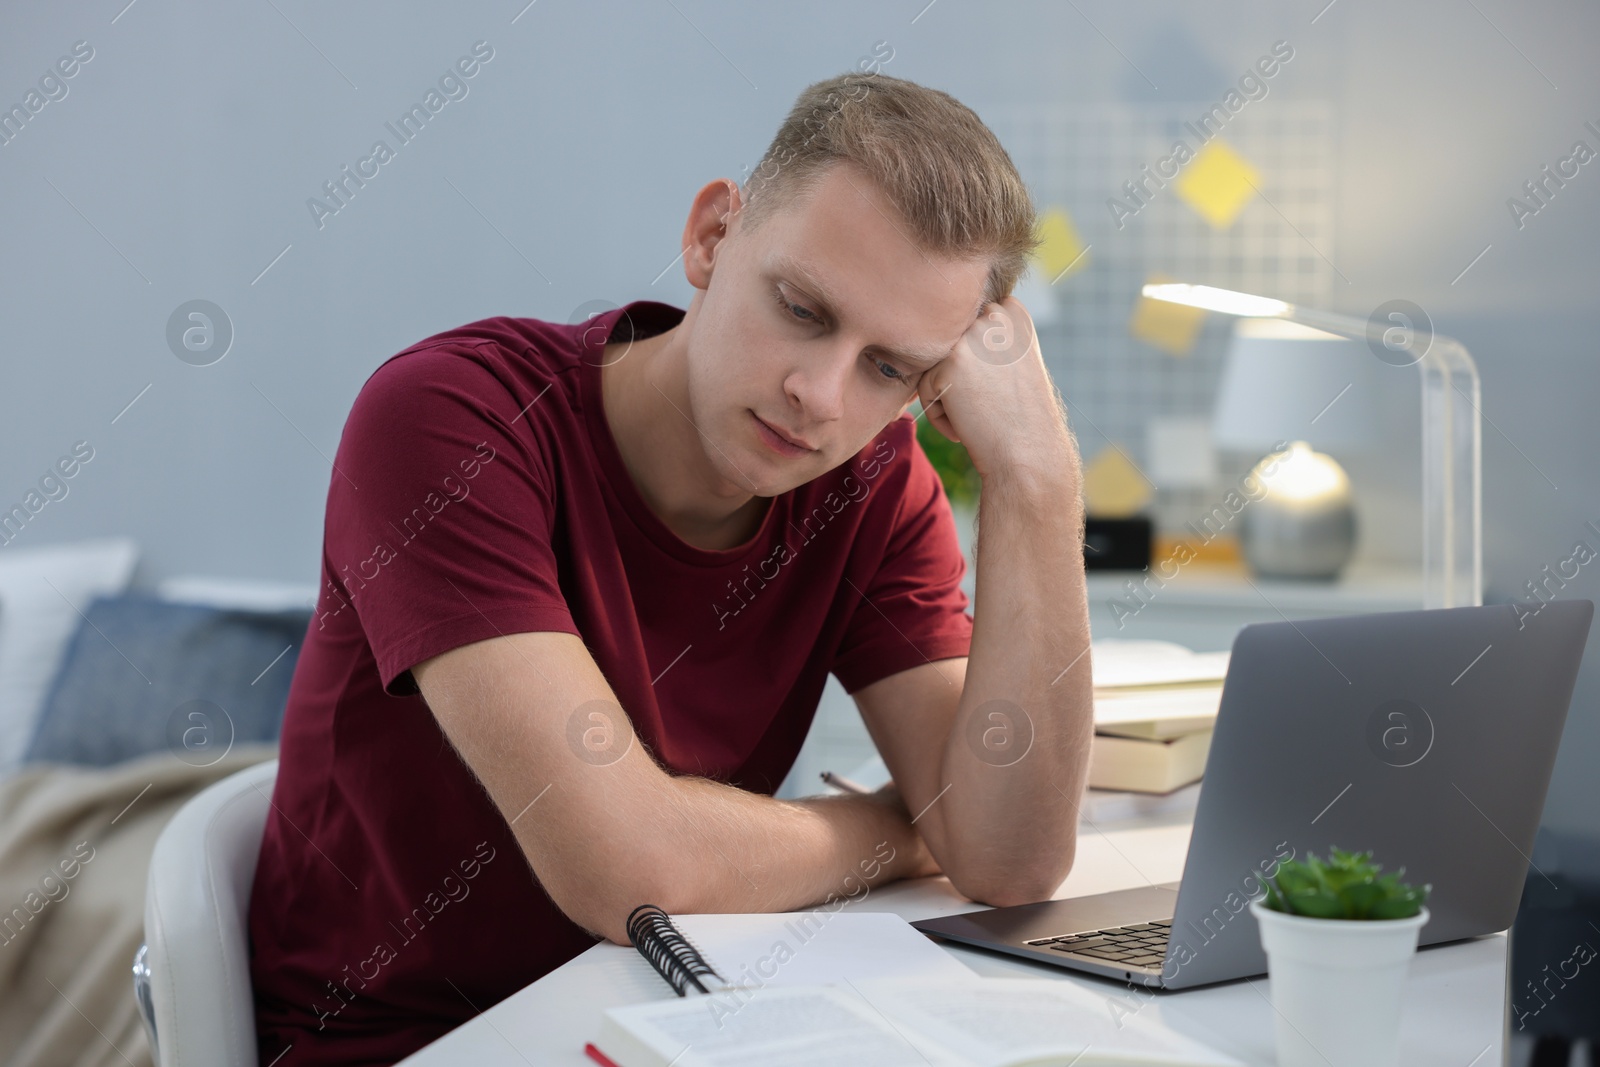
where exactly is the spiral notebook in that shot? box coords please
[622,903,976,995]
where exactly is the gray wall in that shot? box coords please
[3,1,1598,834]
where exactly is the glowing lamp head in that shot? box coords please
[1257,441,1351,504]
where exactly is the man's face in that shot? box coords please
[683,162,991,497]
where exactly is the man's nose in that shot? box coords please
[783,349,851,424]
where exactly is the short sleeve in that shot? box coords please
[322,345,579,697]
[830,428,973,693]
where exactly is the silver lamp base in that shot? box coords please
[1240,494,1356,579]
[1235,442,1358,580]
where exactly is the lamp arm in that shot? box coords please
[1278,307,1483,609]
[1278,305,1374,339]
[1419,336,1484,608]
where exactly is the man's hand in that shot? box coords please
[869,782,942,880]
[916,296,1076,484]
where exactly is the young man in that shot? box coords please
[249,71,1093,1064]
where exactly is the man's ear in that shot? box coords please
[683,178,743,290]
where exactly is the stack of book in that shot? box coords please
[1088,640,1228,795]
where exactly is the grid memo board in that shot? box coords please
[983,100,1338,528]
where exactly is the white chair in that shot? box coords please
[135,759,278,1067]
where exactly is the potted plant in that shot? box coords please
[1250,847,1432,1067]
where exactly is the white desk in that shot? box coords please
[399,811,1507,1066]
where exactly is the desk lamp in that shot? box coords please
[1211,318,1380,580]
[1142,283,1482,608]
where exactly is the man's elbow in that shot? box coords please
[947,839,1077,908]
[555,846,701,946]
[952,872,1065,909]
[567,896,636,946]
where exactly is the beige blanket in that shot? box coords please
[0,744,278,1067]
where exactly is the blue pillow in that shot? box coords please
[23,593,311,767]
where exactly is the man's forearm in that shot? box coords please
[567,774,921,941]
[934,459,1094,905]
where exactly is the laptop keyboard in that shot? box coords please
[1024,919,1171,968]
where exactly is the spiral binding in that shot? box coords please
[626,904,725,997]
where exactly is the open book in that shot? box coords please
[591,977,1242,1067]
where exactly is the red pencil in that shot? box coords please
[583,1041,622,1067]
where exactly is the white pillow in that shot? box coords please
[157,575,318,613]
[0,537,139,774]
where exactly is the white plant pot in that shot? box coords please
[1250,899,1430,1067]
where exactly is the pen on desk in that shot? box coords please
[820,770,871,794]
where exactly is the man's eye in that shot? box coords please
[874,359,908,383]
[774,289,819,323]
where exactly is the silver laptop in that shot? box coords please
[911,600,1593,989]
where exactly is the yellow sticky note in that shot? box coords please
[1173,140,1260,229]
[1129,274,1206,356]
[1034,207,1089,282]
[1082,444,1154,517]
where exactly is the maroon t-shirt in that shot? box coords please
[248,300,974,1065]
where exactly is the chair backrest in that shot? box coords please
[143,758,278,1067]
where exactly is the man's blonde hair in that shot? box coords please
[740,71,1041,307]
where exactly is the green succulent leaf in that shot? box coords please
[1285,888,1346,919]
[1373,884,1431,919]
[1259,877,1286,912]
[1340,882,1386,919]
[1275,866,1318,897]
